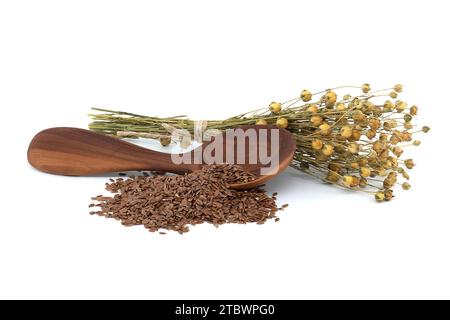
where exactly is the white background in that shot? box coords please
[0,0,449,299]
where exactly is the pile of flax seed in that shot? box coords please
[90,164,287,234]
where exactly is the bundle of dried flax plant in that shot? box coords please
[89,84,429,201]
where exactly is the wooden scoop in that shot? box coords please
[27,126,296,189]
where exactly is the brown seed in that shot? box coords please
[90,164,283,234]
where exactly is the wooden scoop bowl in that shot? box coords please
[27,126,296,189]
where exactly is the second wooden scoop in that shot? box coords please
[27,126,296,189]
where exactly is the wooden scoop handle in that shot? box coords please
[27,127,196,176]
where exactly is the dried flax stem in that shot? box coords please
[116,131,164,139]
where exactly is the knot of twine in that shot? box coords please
[117,121,222,148]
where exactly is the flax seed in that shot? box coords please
[90,164,283,234]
